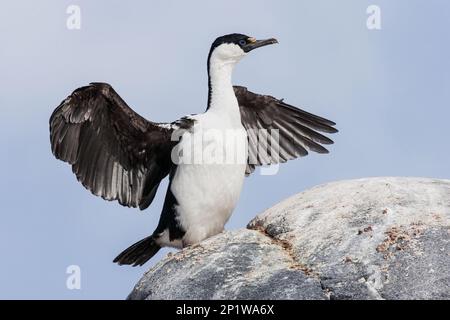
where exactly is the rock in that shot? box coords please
[128,177,450,300]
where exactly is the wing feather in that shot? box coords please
[235,86,337,175]
[50,82,191,209]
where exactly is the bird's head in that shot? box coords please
[208,33,278,67]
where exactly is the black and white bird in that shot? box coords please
[49,34,338,266]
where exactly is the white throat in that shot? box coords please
[207,44,245,113]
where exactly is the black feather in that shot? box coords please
[49,82,194,209]
[234,86,337,175]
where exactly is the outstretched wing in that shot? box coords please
[234,86,338,175]
[50,82,190,210]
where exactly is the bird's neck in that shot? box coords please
[207,57,239,113]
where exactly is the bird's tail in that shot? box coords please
[113,236,161,266]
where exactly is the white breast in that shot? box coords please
[170,105,247,246]
[160,41,248,247]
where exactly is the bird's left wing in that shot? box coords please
[50,82,191,210]
[234,86,338,175]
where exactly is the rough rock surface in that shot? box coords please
[128,177,450,300]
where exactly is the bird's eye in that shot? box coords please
[238,39,247,46]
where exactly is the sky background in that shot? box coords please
[0,0,449,299]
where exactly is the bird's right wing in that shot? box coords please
[234,86,338,175]
[50,82,192,210]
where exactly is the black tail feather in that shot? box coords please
[113,236,161,266]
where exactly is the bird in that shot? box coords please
[49,33,338,266]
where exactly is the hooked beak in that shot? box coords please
[242,38,278,53]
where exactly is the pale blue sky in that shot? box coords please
[0,1,449,299]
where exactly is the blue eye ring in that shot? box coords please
[238,39,247,46]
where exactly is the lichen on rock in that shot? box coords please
[128,177,450,300]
